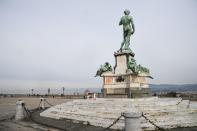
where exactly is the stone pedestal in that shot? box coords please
[114,51,134,74]
[101,50,150,98]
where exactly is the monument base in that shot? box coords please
[102,88,150,98]
[98,50,152,98]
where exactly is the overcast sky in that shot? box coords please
[0,0,197,92]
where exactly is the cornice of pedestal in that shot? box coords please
[101,71,153,79]
[114,50,135,57]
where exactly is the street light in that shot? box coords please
[31,89,34,95]
[62,87,65,95]
[48,88,50,95]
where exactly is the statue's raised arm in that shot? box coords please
[119,9,135,51]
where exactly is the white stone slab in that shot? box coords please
[40,97,197,130]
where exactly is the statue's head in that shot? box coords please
[105,62,109,65]
[124,9,130,15]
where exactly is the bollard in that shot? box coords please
[122,111,142,131]
[15,100,27,120]
[93,93,96,100]
[187,100,190,108]
[40,98,46,109]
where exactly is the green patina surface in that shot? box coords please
[95,10,150,77]
[119,9,135,51]
[95,62,112,77]
[128,57,150,75]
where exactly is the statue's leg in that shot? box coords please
[120,31,127,50]
[124,31,129,50]
[124,30,132,50]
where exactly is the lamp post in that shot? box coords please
[31,89,34,95]
[48,88,50,95]
[62,87,65,95]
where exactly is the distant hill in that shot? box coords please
[79,84,197,94]
[88,84,197,93]
[150,84,197,93]
[72,84,197,94]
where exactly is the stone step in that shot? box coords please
[40,98,197,130]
